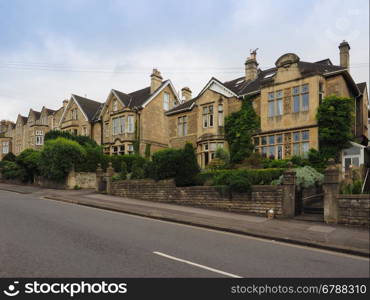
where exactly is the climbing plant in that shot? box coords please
[224,95,260,164]
[316,95,354,161]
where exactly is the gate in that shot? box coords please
[295,185,324,221]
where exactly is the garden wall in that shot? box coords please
[66,171,96,189]
[110,179,283,216]
[337,194,370,226]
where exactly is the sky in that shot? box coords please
[0,0,368,121]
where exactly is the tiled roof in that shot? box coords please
[72,95,103,121]
[357,82,367,94]
[166,98,197,115]
[20,116,28,124]
[113,80,169,109]
[223,60,346,97]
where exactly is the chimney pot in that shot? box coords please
[245,49,259,81]
[181,87,192,101]
[338,40,350,72]
[150,68,163,93]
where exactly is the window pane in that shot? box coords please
[352,157,360,167]
[293,87,299,95]
[268,146,275,158]
[209,105,213,113]
[276,90,283,99]
[302,130,309,141]
[277,145,283,159]
[268,135,275,145]
[293,132,300,142]
[163,93,170,110]
[203,115,208,127]
[254,137,259,145]
[277,134,283,144]
[262,146,267,156]
[302,142,309,154]
[302,93,309,111]
[268,101,275,117]
[268,92,274,100]
[209,114,214,127]
[302,84,309,93]
[210,143,217,151]
[293,143,300,155]
[293,95,300,112]
[276,99,283,115]
[261,136,267,145]
[218,104,223,112]
[203,107,208,114]
[218,111,223,126]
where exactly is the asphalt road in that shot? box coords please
[0,190,369,277]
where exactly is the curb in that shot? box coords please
[43,195,370,258]
[0,187,31,194]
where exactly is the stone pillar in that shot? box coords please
[106,162,114,195]
[96,163,103,192]
[281,162,296,218]
[323,158,340,224]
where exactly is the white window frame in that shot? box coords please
[2,141,9,154]
[127,116,134,133]
[163,92,170,111]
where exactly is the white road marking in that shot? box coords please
[153,251,242,278]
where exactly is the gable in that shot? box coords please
[59,97,88,126]
[199,78,237,98]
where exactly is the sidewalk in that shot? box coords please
[1,183,369,257]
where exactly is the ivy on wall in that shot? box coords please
[224,96,260,164]
[316,95,354,161]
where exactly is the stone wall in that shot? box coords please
[67,171,96,189]
[110,179,283,216]
[337,194,370,226]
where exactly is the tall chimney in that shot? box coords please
[181,87,192,101]
[150,68,163,93]
[245,49,259,81]
[63,99,68,109]
[339,40,350,72]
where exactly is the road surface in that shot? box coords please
[0,190,368,277]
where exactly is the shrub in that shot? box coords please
[143,161,155,179]
[241,152,263,169]
[76,144,105,172]
[2,152,16,162]
[16,149,41,182]
[145,144,151,159]
[340,180,364,194]
[207,148,230,170]
[175,143,200,186]
[131,165,145,179]
[120,161,128,180]
[0,161,26,181]
[151,148,182,180]
[40,137,86,182]
[307,149,327,172]
[198,168,283,187]
[274,166,324,190]
[110,154,147,173]
[45,130,97,147]
[212,171,251,193]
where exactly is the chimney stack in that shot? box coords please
[63,99,68,109]
[245,49,259,82]
[181,87,192,101]
[339,40,350,72]
[150,68,163,93]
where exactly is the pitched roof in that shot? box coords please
[33,110,41,120]
[72,94,103,121]
[223,60,346,97]
[20,115,28,124]
[166,98,197,115]
[357,82,367,94]
[113,80,169,109]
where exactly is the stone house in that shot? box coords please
[0,120,15,160]
[167,41,368,167]
[59,95,103,144]
[98,69,180,156]
[166,78,240,168]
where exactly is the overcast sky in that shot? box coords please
[0,0,368,121]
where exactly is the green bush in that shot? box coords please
[2,152,16,162]
[307,149,327,172]
[340,180,363,194]
[143,161,155,179]
[198,168,283,187]
[16,149,41,182]
[151,148,182,180]
[120,161,128,180]
[131,164,145,179]
[274,166,324,190]
[40,137,86,182]
[212,171,251,193]
[0,161,26,181]
[76,144,105,172]
[109,154,147,173]
[45,130,97,147]
[175,143,200,186]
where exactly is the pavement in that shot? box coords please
[0,182,369,258]
[0,187,369,278]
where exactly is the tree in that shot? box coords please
[40,137,86,182]
[16,149,41,182]
[224,96,260,164]
[2,152,16,162]
[45,130,97,147]
[317,95,354,160]
[175,143,200,186]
